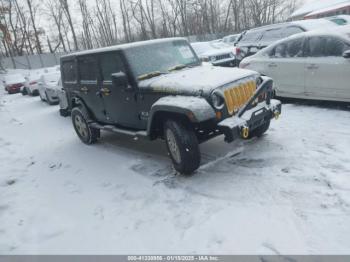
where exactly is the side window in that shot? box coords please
[270,43,288,58]
[100,53,126,81]
[78,56,99,81]
[324,37,349,56]
[261,28,282,42]
[282,26,304,38]
[307,37,327,57]
[287,38,304,57]
[240,31,262,43]
[62,61,76,82]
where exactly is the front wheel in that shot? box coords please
[164,120,201,175]
[71,107,100,145]
[39,91,45,102]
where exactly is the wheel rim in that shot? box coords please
[166,129,181,164]
[74,115,89,139]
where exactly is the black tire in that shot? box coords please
[249,120,270,139]
[59,108,70,117]
[39,91,46,101]
[71,107,100,145]
[164,120,200,175]
[21,88,28,96]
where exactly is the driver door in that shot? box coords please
[265,37,306,97]
[98,52,140,128]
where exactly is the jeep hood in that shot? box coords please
[138,65,258,96]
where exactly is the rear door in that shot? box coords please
[304,36,350,100]
[77,56,106,121]
[265,37,306,97]
[99,52,140,128]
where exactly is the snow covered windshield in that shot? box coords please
[125,40,200,78]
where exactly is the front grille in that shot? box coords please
[223,80,256,115]
[215,54,231,60]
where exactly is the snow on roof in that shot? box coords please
[306,2,350,16]
[291,18,337,30]
[264,24,350,48]
[291,0,350,18]
[62,38,187,59]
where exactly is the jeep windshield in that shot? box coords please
[124,40,200,80]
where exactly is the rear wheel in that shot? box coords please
[71,107,100,145]
[164,120,200,175]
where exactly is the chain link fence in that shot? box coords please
[0,53,66,70]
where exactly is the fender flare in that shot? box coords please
[147,96,216,137]
[71,97,94,122]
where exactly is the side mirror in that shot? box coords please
[343,50,350,59]
[111,72,130,90]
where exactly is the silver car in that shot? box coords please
[240,26,350,102]
[38,72,61,105]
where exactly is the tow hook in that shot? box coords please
[241,126,250,139]
[274,111,280,120]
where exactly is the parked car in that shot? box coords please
[326,15,350,26]
[23,69,45,96]
[236,18,338,61]
[61,38,282,175]
[38,72,61,105]
[222,34,241,46]
[191,41,238,67]
[240,26,350,102]
[2,74,26,94]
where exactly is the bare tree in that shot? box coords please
[59,0,78,50]
[26,0,42,53]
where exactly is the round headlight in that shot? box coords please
[210,56,216,62]
[211,91,225,110]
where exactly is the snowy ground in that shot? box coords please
[1,88,350,255]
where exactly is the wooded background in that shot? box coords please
[0,0,300,57]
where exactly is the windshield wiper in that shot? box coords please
[168,64,188,72]
[138,71,167,81]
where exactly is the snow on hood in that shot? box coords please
[200,47,235,58]
[192,42,235,58]
[138,65,258,96]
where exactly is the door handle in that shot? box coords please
[80,86,89,93]
[307,64,319,70]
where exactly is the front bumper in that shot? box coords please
[46,88,59,101]
[218,76,282,143]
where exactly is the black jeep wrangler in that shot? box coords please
[60,38,281,175]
